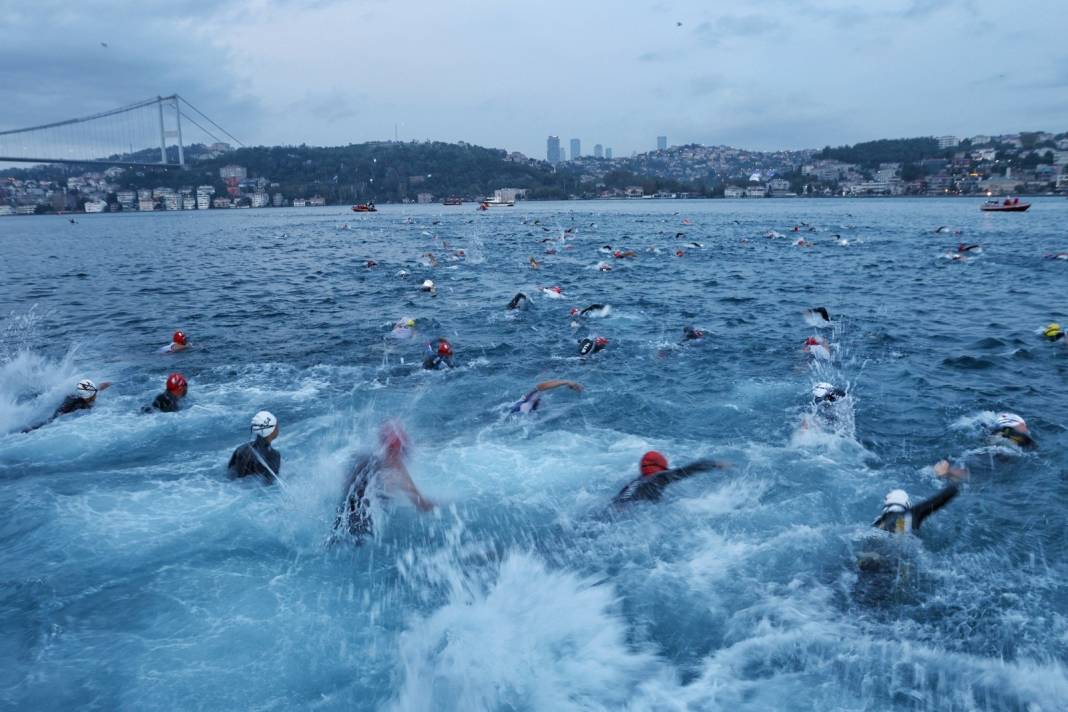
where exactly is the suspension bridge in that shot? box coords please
[0,95,242,169]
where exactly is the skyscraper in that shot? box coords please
[569,138,581,161]
[594,144,603,159]
[559,146,567,161]
[546,135,561,164]
[657,135,667,150]
[604,147,613,160]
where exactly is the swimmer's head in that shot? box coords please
[172,330,187,346]
[379,420,411,461]
[1043,323,1063,339]
[640,451,669,477]
[683,326,704,340]
[437,339,453,357]
[994,412,1027,433]
[812,382,843,402]
[594,336,608,348]
[814,307,830,321]
[75,379,98,401]
[882,489,911,514]
[421,279,434,291]
[250,410,278,440]
[570,307,579,316]
[165,372,188,397]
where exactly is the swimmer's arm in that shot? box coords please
[391,463,434,511]
[654,459,731,485]
[912,464,964,528]
[98,382,113,391]
[534,380,583,393]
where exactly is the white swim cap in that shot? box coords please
[812,382,837,400]
[421,279,434,289]
[250,410,277,436]
[883,489,911,513]
[75,379,98,400]
[995,412,1026,430]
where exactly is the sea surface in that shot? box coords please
[1,198,1067,711]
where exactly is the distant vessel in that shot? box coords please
[443,196,463,206]
[84,199,107,213]
[981,197,1030,212]
[352,202,377,212]
[481,197,514,207]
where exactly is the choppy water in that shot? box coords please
[2,198,1067,711]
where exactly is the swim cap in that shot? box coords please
[437,339,453,356]
[1044,323,1063,338]
[578,338,594,355]
[640,450,669,476]
[173,330,187,345]
[812,382,839,401]
[166,372,187,396]
[570,307,579,316]
[421,279,434,289]
[405,318,416,327]
[594,336,609,348]
[882,489,911,513]
[995,413,1027,431]
[379,420,410,460]
[250,410,277,436]
[804,337,822,347]
[549,286,561,293]
[75,379,98,400]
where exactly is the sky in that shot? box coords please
[1,0,1066,159]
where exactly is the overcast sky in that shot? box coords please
[2,0,1065,158]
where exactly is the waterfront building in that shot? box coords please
[938,135,960,149]
[546,135,561,164]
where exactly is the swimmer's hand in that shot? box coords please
[933,459,968,481]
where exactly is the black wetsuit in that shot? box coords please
[227,436,281,482]
[507,292,529,310]
[336,454,382,537]
[422,354,454,370]
[579,304,605,317]
[144,391,180,413]
[21,396,92,433]
[683,327,704,341]
[612,460,719,506]
[871,484,959,534]
[578,338,606,356]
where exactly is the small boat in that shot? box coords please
[981,197,1030,212]
[443,196,463,206]
[481,197,515,207]
[352,202,377,213]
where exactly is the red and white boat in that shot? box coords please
[352,202,377,213]
[981,197,1030,212]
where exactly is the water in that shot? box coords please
[2,199,1067,710]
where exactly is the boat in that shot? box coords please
[981,197,1030,212]
[352,202,377,212]
[443,196,463,206]
[481,197,514,207]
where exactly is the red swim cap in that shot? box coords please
[379,420,411,460]
[594,336,608,347]
[438,339,453,356]
[173,330,187,345]
[166,372,187,395]
[570,307,579,316]
[640,450,669,476]
[804,336,821,347]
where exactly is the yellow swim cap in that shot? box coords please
[1044,323,1062,337]
[406,319,415,327]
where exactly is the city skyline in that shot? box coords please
[1,1,1066,160]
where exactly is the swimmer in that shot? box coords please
[421,253,437,267]
[160,330,189,353]
[803,336,832,359]
[870,460,967,535]
[988,412,1035,449]
[800,381,848,430]
[597,262,612,272]
[1043,252,1068,261]
[612,451,730,506]
[366,260,378,268]
[422,338,455,369]
[803,307,831,327]
[334,421,434,539]
[934,226,963,235]
[23,378,113,432]
[529,256,540,269]
[957,243,981,254]
[682,325,705,341]
[578,336,608,356]
[675,250,685,257]
[143,372,187,413]
[599,245,613,254]
[541,286,564,299]
[1041,323,1065,342]
[420,279,436,294]
[612,250,636,259]
[507,292,529,310]
[571,304,610,319]
[511,379,583,414]
[388,318,416,340]
[228,411,281,482]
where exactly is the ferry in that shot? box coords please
[480,197,514,207]
[352,202,377,212]
[981,197,1030,212]
[443,196,463,206]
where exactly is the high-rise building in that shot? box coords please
[546,135,561,164]
[594,144,604,159]
[559,147,567,161]
[604,147,613,160]
[657,135,668,150]
[569,138,581,161]
[938,135,960,149]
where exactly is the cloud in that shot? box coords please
[694,14,780,46]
